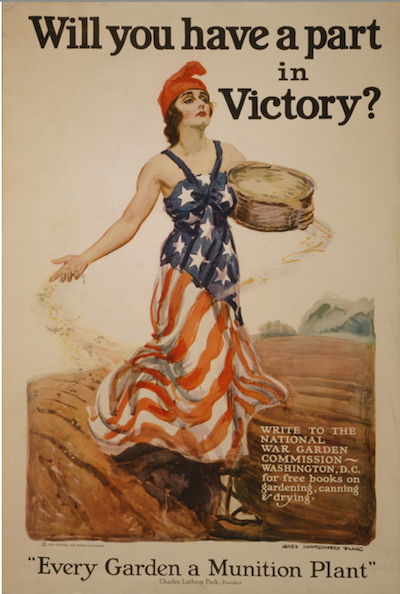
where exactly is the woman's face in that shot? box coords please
[174,89,211,129]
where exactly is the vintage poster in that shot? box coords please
[3,1,400,593]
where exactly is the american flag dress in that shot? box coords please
[88,141,288,464]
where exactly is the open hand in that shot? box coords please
[50,255,88,282]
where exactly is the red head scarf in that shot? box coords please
[158,61,208,120]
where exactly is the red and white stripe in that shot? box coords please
[88,265,288,463]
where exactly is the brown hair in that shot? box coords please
[164,102,183,146]
[163,97,214,146]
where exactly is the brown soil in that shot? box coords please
[26,336,375,543]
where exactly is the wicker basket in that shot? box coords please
[228,162,315,232]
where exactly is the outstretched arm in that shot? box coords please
[50,161,161,282]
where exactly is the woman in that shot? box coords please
[51,62,288,522]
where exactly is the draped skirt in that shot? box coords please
[88,265,288,464]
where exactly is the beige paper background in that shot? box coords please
[3,2,400,593]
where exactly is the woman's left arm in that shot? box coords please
[222,142,247,171]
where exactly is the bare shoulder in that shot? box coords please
[137,153,171,186]
[221,142,246,169]
[140,153,168,176]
